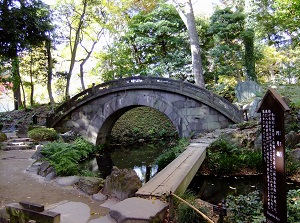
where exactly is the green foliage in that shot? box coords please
[207,75,237,102]
[287,189,300,222]
[208,8,246,81]
[110,107,177,144]
[175,191,208,223]
[225,191,265,223]
[225,189,300,223]
[28,127,59,141]
[98,3,191,81]
[204,137,262,175]
[41,137,98,176]
[0,132,7,142]
[155,138,189,170]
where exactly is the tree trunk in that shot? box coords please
[30,52,34,106]
[12,56,22,110]
[172,0,205,88]
[46,40,55,106]
[65,0,87,99]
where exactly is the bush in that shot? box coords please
[41,137,98,176]
[0,132,7,142]
[225,190,265,223]
[28,127,59,141]
[225,189,300,223]
[204,137,262,175]
[175,191,209,223]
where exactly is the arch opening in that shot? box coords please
[96,106,178,146]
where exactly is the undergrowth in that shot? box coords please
[225,189,300,222]
[41,137,100,176]
[203,137,263,175]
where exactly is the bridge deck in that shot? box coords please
[136,138,216,197]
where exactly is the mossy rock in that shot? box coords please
[28,127,59,141]
[0,132,7,142]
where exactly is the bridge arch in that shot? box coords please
[47,77,242,145]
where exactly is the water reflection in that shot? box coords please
[82,141,168,184]
[134,164,158,183]
[110,142,166,184]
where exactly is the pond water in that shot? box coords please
[83,141,168,184]
[83,141,300,204]
[189,174,300,205]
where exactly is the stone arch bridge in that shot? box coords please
[46,76,242,145]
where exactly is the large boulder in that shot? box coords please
[77,177,105,195]
[285,131,300,149]
[103,166,142,200]
[235,81,262,103]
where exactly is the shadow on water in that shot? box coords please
[82,141,170,184]
[189,174,300,205]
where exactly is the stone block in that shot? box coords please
[109,198,168,223]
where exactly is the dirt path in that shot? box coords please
[0,149,109,220]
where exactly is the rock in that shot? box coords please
[16,125,28,138]
[92,193,107,201]
[220,127,261,151]
[26,162,43,174]
[103,166,142,201]
[37,161,51,177]
[285,131,300,149]
[77,177,105,195]
[31,145,44,160]
[235,81,262,103]
[109,197,168,223]
[60,130,79,142]
[56,176,80,186]
[290,148,300,162]
[45,170,57,181]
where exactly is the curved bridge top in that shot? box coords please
[47,76,242,129]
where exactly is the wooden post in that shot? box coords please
[257,88,290,223]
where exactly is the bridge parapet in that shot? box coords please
[47,76,242,128]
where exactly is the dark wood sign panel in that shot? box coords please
[257,88,290,223]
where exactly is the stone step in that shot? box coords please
[89,215,116,223]
[1,144,33,151]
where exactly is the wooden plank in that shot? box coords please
[6,203,60,223]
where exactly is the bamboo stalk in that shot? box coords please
[170,192,214,223]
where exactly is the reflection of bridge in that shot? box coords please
[47,76,242,145]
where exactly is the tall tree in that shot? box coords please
[208,8,246,82]
[55,0,107,98]
[171,0,205,87]
[0,0,53,109]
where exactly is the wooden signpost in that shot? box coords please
[257,88,290,223]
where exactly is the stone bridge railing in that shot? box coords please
[46,76,242,127]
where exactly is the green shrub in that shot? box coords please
[225,189,300,223]
[0,132,7,142]
[175,191,209,223]
[28,127,59,141]
[204,138,262,175]
[225,190,265,223]
[155,138,189,170]
[287,189,300,222]
[41,137,98,176]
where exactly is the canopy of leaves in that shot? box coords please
[0,0,53,58]
[98,4,191,81]
[208,8,245,80]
